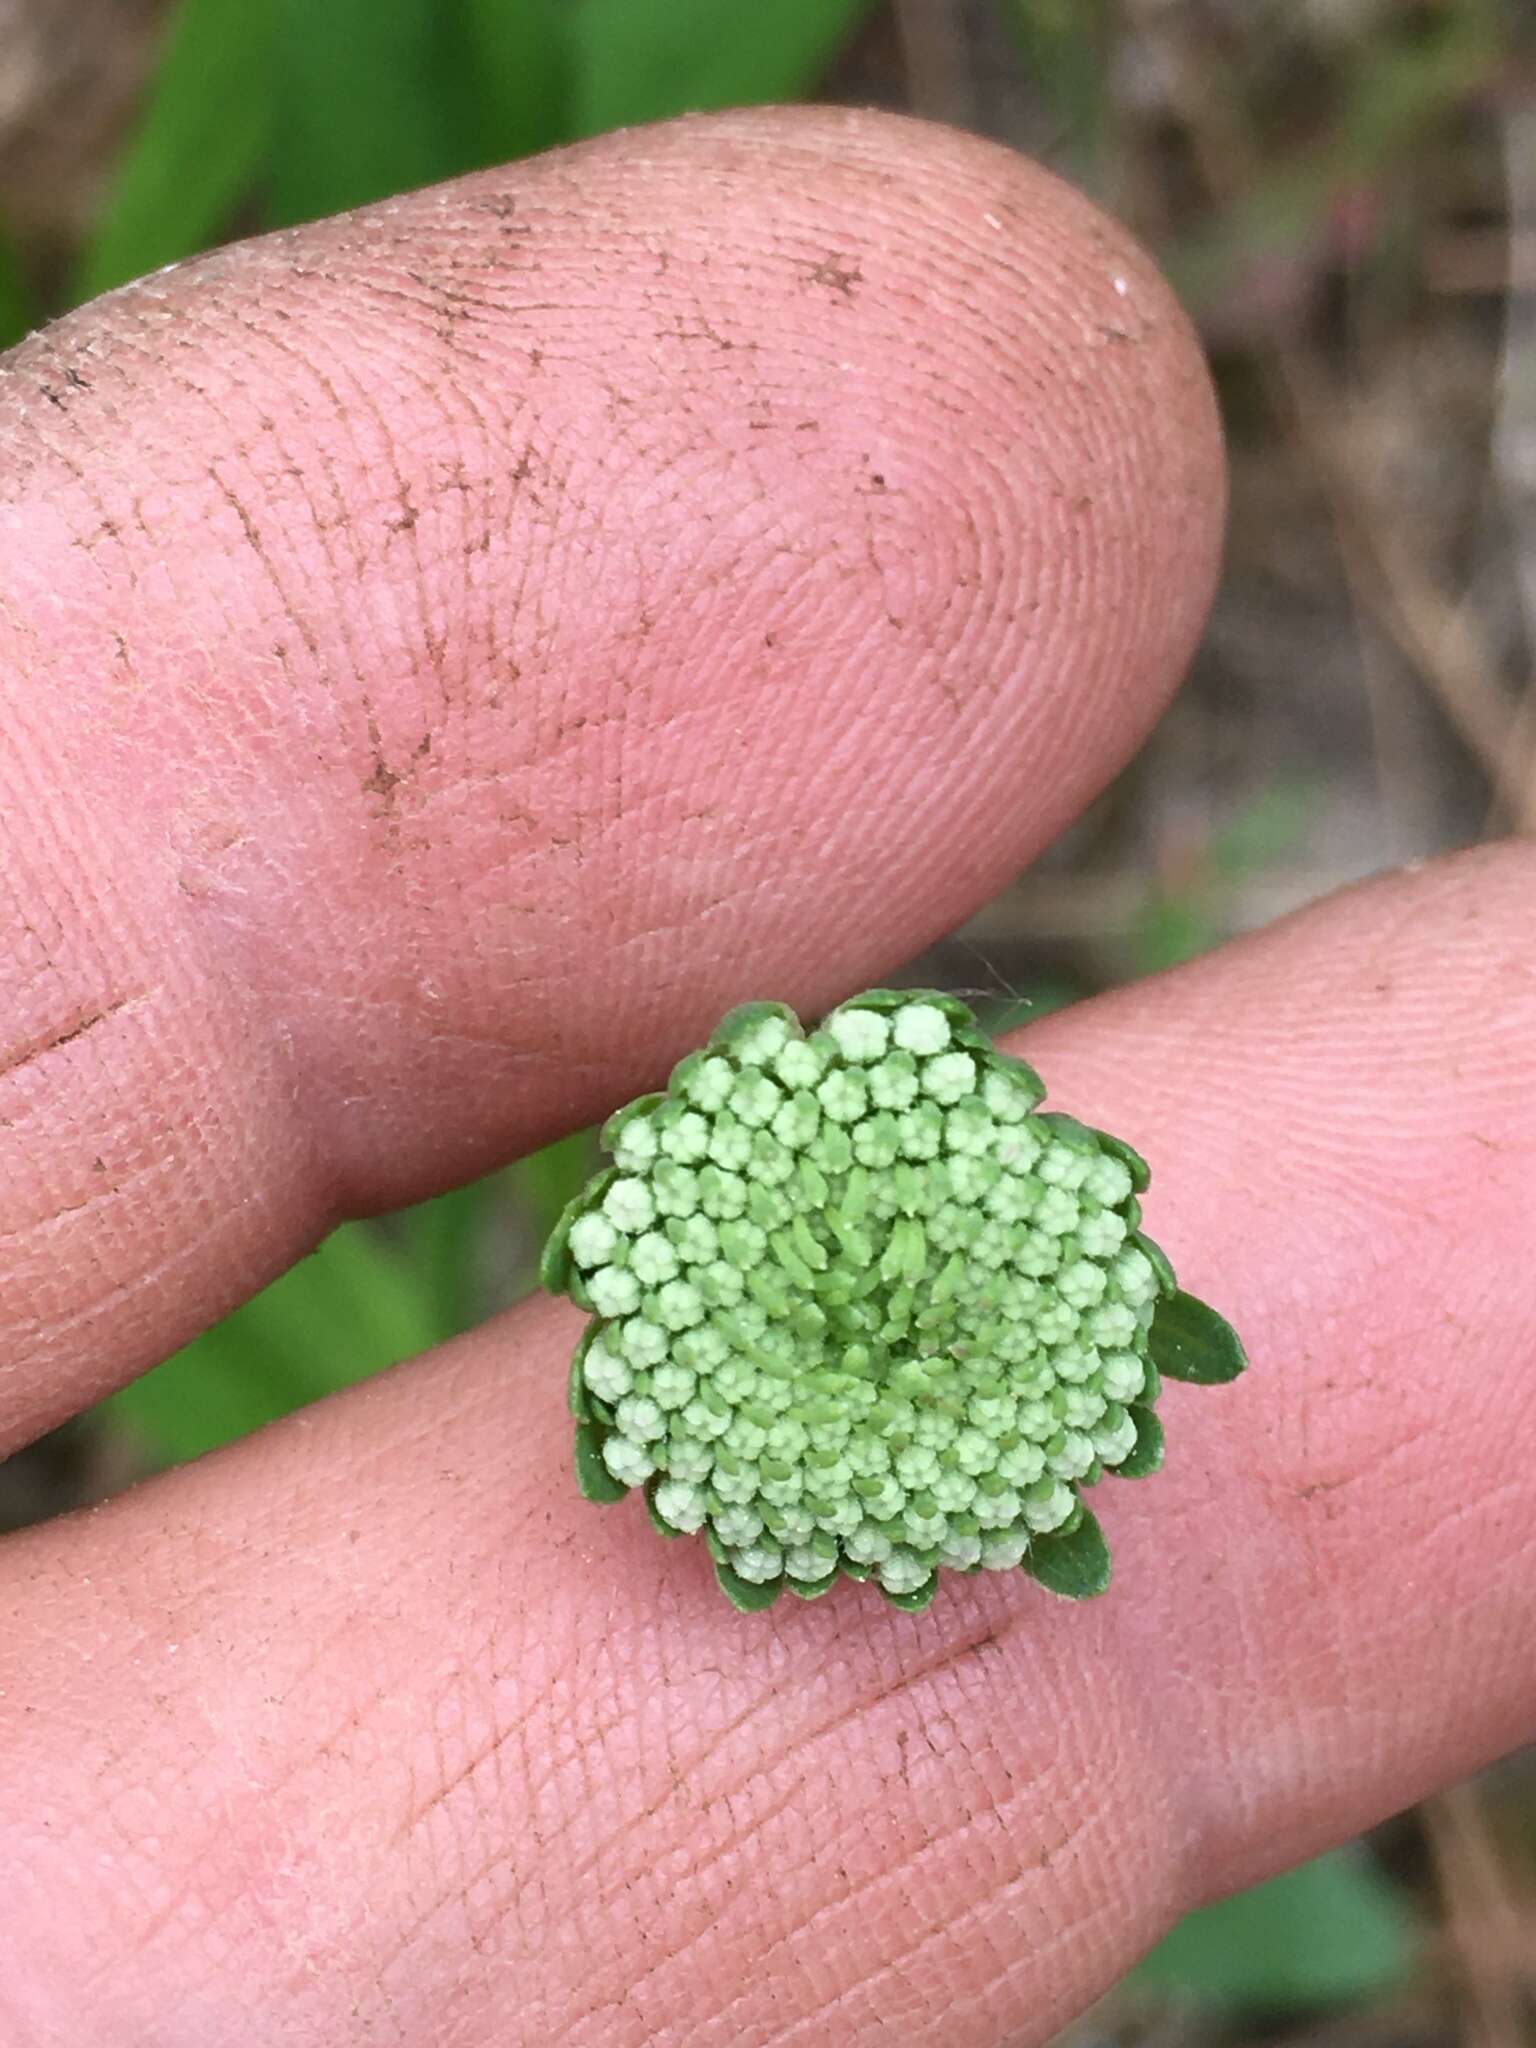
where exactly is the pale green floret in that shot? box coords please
[588,1266,641,1318]
[554,987,1242,1611]
[612,1118,659,1171]
[892,1002,951,1055]
[995,1121,1043,1168]
[844,1521,893,1566]
[568,1211,620,1268]
[1050,1342,1097,1385]
[817,1069,868,1124]
[1048,1431,1096,1481]
[731,1542,785,1583]
[784,1539,838,1581]
[1057,1385,1107,1431]
[996,1440,1046,1487]
[615,1394,666,1442]
[1094,1406,1139,1467]
[661,1112,711,1163]
[713,1503,765,1546]
[983,1070,1033,1124]
[654,1480,708,1531]
[684,1056,736,1112]
[894,1443,941,1489]
[774,1037,827,1090]
[618,1317,668,1367]
[826,1007,891,1062]
[1033,1299,1079,1345]
[670,1213,719,1264]
[1077,1209,1128,1258]
[868,1054,920,1111]
[923,1050,977,1105]
[734,1015,792,1065]
[1058,1258,1108,1309]
[1035,1186,1080,1236]
[666,1437,714,1482]
[1039,1145,1092,1192]
[1023,1479,1076,1531]
[1091,1301,1140,1347]
[654,1280,704,1331]
[1111,1246,1158,1306]
[1084,1156,1135,1207]
[629,1232,679,1286]
[1101,1350,1146,1402]
[676,1324,729,1372]
[653,1163,701,1217]
[651,1363,698,1409]
[603,1436,656,1486]
[1016,1398,1056,1442]
[878,1548,933,1596]
[773,1093,820,1148]
[973,1485,1022,1530]
[603,1177,656,1234]
[945,1104,994,1157]
[732,1071,782,1127]
[932,1469,978,1513]
[903,1500,949,1547]
[583,1335,633,1404]
[707,1118,752,1170]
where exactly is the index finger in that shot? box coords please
[2,843,1532,2045]
[0,107,1222,1442]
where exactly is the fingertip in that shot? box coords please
[0,107,1225,1420]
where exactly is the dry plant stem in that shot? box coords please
[1423,1781,1535,2048]
[1127,2,1536,835]
[1278,347,1536,835]
[1484,101,1536,834]
[894,0,979,132]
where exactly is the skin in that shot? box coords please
[0,105,1531,2047]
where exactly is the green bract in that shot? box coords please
[543,991,1246,1614]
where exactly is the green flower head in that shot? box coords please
[543,991,1246,1614]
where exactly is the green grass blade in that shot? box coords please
[102,1130,595,1470]
[0,226,37,348]
[267,0,470,225]
[104,1220,443,1466]
[268,0,571,229]
[514,1129,599,1243]
[1137,1847,1417,2013]
[569,0,876,138]
[74,0,276,302]
[461,0,574,162]
[403,1176,503,1337]
[996,0,1111,172]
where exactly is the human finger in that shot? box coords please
[2,842,1531,2044]
[0,105,1222,1440]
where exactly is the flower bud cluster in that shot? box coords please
[546,992,1178,1611]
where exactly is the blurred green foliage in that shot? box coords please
[67,0,878,300]
[16,0,1443,2023]
[1132,776,1318,977]
[74,0,274,300]
[998,0,1111,177]
[1136,1847,1418,2012]
[0,227,36,348]
[108,1135,596,1463]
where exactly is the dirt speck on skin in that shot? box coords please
[801,254,862,298]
